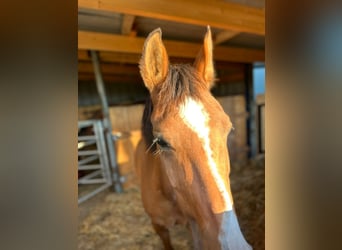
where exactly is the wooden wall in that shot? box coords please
[217,95,249,165]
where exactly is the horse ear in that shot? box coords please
[139,28,169,92]
[194,26,215,88]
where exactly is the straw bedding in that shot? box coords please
[78,159,264,250]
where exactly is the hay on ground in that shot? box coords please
[78,160,264,250]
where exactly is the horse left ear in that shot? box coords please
[139,28,169,92]
[194,26,215,89]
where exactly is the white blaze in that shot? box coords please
[179,97,233,211]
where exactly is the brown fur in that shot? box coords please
[135,27,251,250]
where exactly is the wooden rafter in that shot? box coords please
[78,61,140,75]
[78,0,265,35]
[78,31,264,63]
[78,71,244,84]
[78,50,249,70]
[121,14,136,36]
[79,50,141,64]
[214,30,240,45]
[79,50,247,68]
[79,73,142,83]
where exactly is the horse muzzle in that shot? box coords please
[217,209,253,250]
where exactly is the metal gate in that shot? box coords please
[78,120,112,204]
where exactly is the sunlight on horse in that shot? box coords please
[135,27,252,250]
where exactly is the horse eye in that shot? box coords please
[156,137,170,149]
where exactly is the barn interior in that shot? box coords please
[78,0,265,249]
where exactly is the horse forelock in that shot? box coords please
[142,64,206,149]
[152,64,206,120]
[141,97,155,150]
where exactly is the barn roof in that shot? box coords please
[78,0,265,84]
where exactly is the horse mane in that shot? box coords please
[141,64,208,149]
[142,96,155,150]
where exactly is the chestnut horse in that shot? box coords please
[135,27,252,250]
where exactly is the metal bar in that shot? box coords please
[78,150,99,156]
[79,169,102,180]
[78,140,96,149]
[78,183,111,204]
[77,120,115,204]
[78,135,97,141]
[94,121,112,185]
[78,178,107,184]
[90,50,122,193]
[78,164,102,170]
[78,120,97,128]
[78,155,99,165]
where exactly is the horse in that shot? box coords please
[135,27,252,250]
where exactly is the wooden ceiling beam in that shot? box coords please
[79,50,247,71]
[121,14,136,36]
[214,30,240,45]
[79,73,142,83]
[78,61,140,75]
[78,31,264,63]
[78,50,141,64]
[79,0,264,35]
[79,50,248,71]
[78,72,244,84]
[216,71,245,83]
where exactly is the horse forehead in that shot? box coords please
[178,96,225,129]
[179,97,208,127]
[178,97,225,147]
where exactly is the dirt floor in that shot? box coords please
[78,159,264,250]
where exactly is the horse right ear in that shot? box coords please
[194,26,215,89]
[139,28,169,92]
